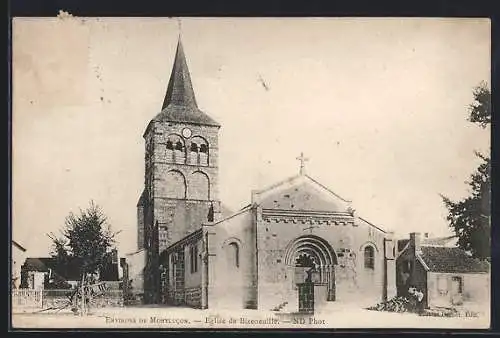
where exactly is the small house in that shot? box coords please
[396,232,490,309]
[12,240,28,289]
[20,249,120,290]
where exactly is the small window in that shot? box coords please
[190,245,198,273]
[228,242,239,268]
[364,246,375,270]
[175,141,183,151]
[199,144,208,153]
[166,140,174,150]
[190,143,199,152]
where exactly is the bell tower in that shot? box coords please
[138,37,221,303]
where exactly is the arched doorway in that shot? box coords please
[284,235,337,311]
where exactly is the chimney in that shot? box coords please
[409,232,421,254]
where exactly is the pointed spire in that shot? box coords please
[162,37,198,110]
[153,34,220,127]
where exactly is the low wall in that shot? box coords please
[185,287,202,308]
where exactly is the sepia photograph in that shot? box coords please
[11,16,491,329]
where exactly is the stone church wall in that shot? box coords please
[335,220,386,306]
[184,240,203,307]
[162,234,203,308]
[208,208,257,309]
[153,199,214,252]
[147,120,221,248]
[256,211,389,310]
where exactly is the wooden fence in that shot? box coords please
[12,288,124,313]
[11,289,43,313]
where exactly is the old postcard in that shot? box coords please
[11,17,491,329]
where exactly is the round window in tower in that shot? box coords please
[182,127,192,138]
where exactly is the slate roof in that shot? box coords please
[23,257,81,281]
[154,38,220,127]
[419,246,490,274]
[22,256,119,281]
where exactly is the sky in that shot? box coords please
[12,17,490,257]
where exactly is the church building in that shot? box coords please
[136,37,397,312]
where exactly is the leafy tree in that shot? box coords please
[468,81,491,127]
[441,82,491,260]
[50,201,116,313]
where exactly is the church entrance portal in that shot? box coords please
[295,254,316,313]
[285,235,337,312]
[298,282,314,313]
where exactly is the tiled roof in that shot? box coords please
[419,246,490,273]
[156,38,219,127]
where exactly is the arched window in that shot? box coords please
[174,141,185,164]
[188,137,209,166]
[199,143,209,166]
[166,140,174,162]
[364,246,375,270]
[189,142,199,165]
[227,242,239,268]
[166,135,185,164]
[175,141,183,151]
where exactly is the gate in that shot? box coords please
[298,282,314,313]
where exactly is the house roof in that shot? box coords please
[154,38,220,127]
[22,256,120,281]
[12,240,27,252]
[23,257,81,281]
[419,246,490,274]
